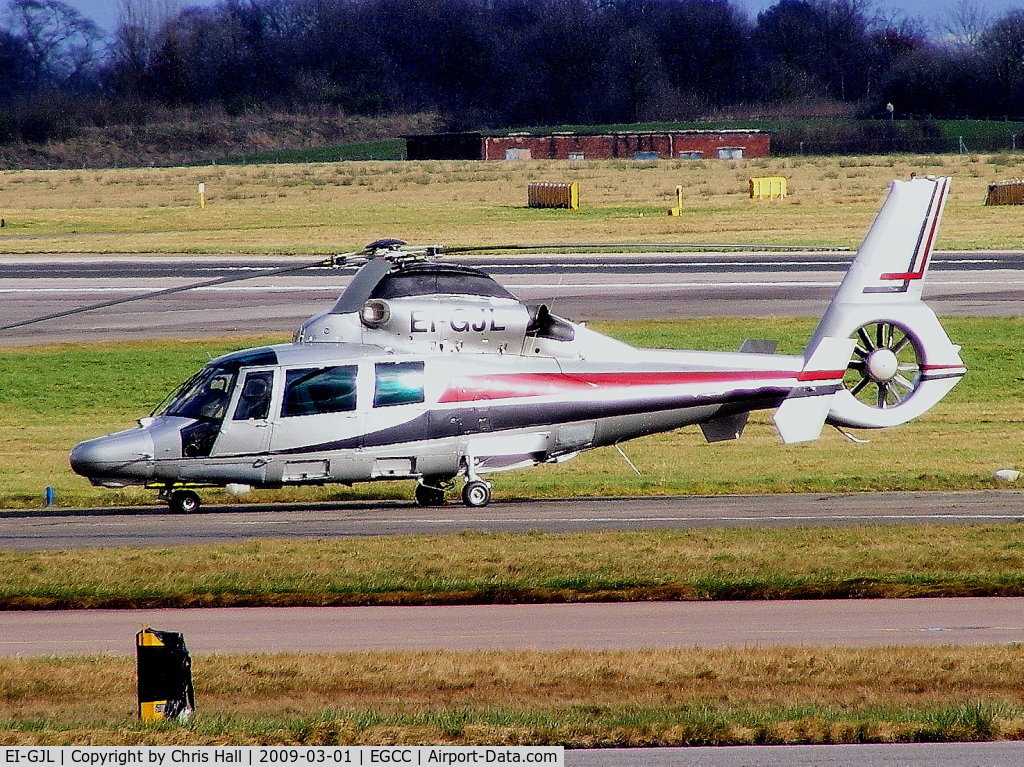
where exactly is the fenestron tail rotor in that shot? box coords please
[843,321,923,409]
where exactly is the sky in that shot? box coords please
[59,0,1024,35]
[738,0,1024,28]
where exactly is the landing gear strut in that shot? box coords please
[460,452,492,507]
[415,478,448,507]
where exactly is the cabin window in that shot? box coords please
[281,366,358,417]
[374,361,425,407]
[233,370,274,421]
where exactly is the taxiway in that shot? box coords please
[1,250,1022,343]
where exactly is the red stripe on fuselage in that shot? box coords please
[438,369,845,403]
[797,369,847,382]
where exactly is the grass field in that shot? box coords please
[6,523,1024,609]
[3,154,1024,747]
[5,647,1024,746]
[1,153,1024,253]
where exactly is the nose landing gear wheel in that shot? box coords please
[168,489,201,514]
[462,480,492,508]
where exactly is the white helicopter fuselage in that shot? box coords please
[70,176,967,511]
[72,325,809,491]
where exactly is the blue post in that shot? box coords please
[44,487,55,506]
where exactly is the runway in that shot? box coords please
[0,250,1022,344]
[567,742,1024,767]
[3,490,1023,550]
[4,598,1024,657]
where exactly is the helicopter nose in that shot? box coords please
[70,427,156,483]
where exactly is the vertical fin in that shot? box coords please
[802,176,965,431]
[812,176,950,349]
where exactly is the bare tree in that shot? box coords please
[0,28,32,99]
[937,0,990,49]
[5,0,103,90]
[978,8,1024,114]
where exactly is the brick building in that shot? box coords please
[405,130,769,161]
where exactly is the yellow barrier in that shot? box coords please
[749,177,787,200]
[986,180,1024,205]
[668,184,683,216]
[528,182,579,210]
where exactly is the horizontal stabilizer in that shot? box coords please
[773,336,854,444]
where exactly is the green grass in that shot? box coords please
[0,316,1017,509]
[6,524,1024,609]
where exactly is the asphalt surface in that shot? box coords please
[3,490,1023,550]
[3,597,1024,656]
[1,250,1023,344]
[565,742,1024,766]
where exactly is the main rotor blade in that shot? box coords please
[330,257,394,314]
[441,242,851,254]
[0,257,334,333]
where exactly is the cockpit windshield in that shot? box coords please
[154,348,278,421]
[160,365,237,421]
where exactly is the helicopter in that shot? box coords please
[67,175,965,513]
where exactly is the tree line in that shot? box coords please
[4,0,1024,140]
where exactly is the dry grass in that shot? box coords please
[5,524,1024,608]
[0,154,1022,253]
[3,647,1024,745]
[0,110,435,170]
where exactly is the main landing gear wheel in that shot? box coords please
[844,321,923,409]
[168,489,201,514]
[415,482,447,507]
[462,480,492,508]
